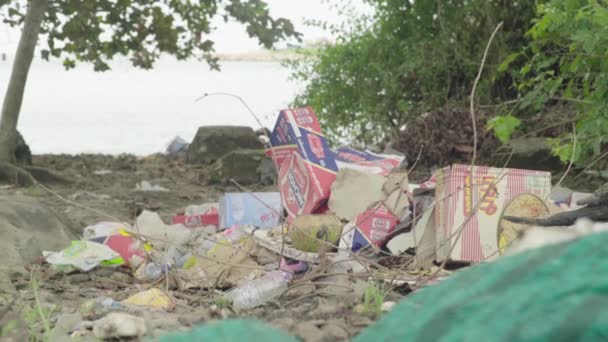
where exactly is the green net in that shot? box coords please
[356,232,608,341]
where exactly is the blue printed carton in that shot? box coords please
[219,192,282,229]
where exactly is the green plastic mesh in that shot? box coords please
[355,232,608,341]
[160,232,608,341]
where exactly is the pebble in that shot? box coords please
[293,321,324,342]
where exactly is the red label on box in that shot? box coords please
[344,204,399,252]
[172,208,219,228]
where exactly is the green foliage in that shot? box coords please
[487,115,521,143]
[0,0,300,71]
[505,0,608,164]
[289,1,539,145]
[363,282,385,318]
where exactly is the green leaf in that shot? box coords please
[498,52,521,73]
[487,115,521,144]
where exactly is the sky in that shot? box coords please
[0,0,368,55]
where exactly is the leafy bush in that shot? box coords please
[289,0,539,145]
[500,0,608,164]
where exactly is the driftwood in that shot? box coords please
[504,204,608,227]
[504,182,608,227]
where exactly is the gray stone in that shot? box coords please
[15,131,32,165]
[208,149,265,185]
[259,157,277,185]
[293,321,324,342]
[322,322,349,341]
[186,126,262,165]
[503,137,562,171]
[0,196,77,287]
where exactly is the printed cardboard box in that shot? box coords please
[219,192,282,229]
[334,147,404,176]
[434,164,551,262]
[340,203,400,253]
[266,107,338,220]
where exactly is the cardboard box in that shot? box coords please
[173,204,219,228]
[219,192,282,229]
[266,107,339,220]
[434,164,552,262]
[340,203,400,253]
[334,147,404,176]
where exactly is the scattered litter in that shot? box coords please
[334,147,404,176]
[289,214,343,253]
[123,288,175,311]
[93,169,112,176]
[191,238,262,287]
[570,192,594,210]
[135,180,169,192]
[340,203,400,253]
[224,270,292,311]
[219,192,282,229]
[497,193,550,255]
[166,136,189,155]
[434,165,552,262]
[386,232,415,256]
[89,233,150,267]
[173,202,220,228]
[43,241,122,272]
[92,313,146,339]
[328,169,387,221]
[280,258,309,274]
[381,301,396,312]
[136,210,195,249]
[267,107,338,221]
[69,191,112,201]
[83,222,130,240]
[244,226,337,263]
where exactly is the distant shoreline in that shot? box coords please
[216,49,315,62]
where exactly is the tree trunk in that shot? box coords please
[0,0,48,163]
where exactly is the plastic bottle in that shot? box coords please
[224,271,292,311]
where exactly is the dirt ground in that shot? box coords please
[0,154,412,341]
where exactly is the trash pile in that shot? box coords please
[41,106,603,339]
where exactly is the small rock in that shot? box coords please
[109,271,131,284]
[293,321,324,342]
[259,157,277,185]
[50,313,82,340]
[208,149,265,185]
[93,313,146,339]
[93,169,112,176]
[187,126,263,165]
[178,311,211,327]
[381,301,396,312]
[67,273,91,284]
[322,322,349,341]
[14,130,32,165]
[285,283,316,299]
[135,181,169,192]
[271,317,296,330]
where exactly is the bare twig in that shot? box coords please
[554,123,577,191]
[470,21,503,168]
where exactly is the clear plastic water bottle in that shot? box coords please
[224,271,292,311]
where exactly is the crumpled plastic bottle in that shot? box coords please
[224,271,293,311]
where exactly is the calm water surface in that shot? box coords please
[0,57,299,155]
